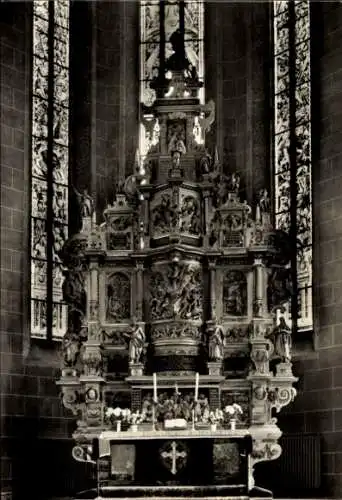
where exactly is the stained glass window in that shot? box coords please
[31,0,70,340]
[273,0,312,332]
[139,1,204,160]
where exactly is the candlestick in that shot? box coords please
[153,372,157,402]
[192,409,195,431]
[195,372,199,401]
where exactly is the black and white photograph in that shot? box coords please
[0,1,340,499]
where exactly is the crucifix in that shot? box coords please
[160,440,187,475]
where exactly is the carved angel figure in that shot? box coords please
[128,323,146,364]
[209,324,225,361]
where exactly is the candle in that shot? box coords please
[195,372,199,401]
[175,382,178,394]
[153,372,157,402]
[152,404,156,431]
[192,409,195,430]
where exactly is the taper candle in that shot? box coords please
[195,372,199,401]
[153,372,157,402]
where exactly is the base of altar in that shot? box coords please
[74,485,273,500]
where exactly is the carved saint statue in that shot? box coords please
[199,149,212,175]
[180,196,201,234]
[165,29,191,73]
[209,324,225,361]
[258,188,270,215]
[273,316,292,363]
[74,187,94,218]
[129,323,146,364]
[62,330,81,368]
[223,271,247,316]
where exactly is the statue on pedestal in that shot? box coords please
[272,317,292,363]
[62,329,81,369]
[128,321,146,364]
[74,187,94,218]
[209,324,225,361]
[165,29,191,74]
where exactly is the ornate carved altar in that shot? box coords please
[57,29,297,500]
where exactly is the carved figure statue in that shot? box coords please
[180,196,201,234]
[258,189,270,214]
[267,266,292,312]
[273,317,292,363]
[209,324,225,361]
[62,266,86,317]
[165,29,190,73]
[223,271,247,316]
[128,323,146,364]
[74,187,94,218]
[184,63,199,85]
[199,149,212,175]
[168,133,187,171]
[62,330,81,367]
[229,173,241,193]
[173,264,202,320]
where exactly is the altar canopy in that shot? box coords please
[57,2,298,499]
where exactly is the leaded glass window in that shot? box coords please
[139,0,204,161]
[273,0,312,332]
[31,0,70,340]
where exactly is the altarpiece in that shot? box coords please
[57,5,297,499]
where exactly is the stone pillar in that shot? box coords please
[135,261,144,321]
[253,258,264,317]
[209,259,217,320]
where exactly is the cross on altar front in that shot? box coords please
[161,440,187,475]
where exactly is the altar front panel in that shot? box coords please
[109,438,248,487]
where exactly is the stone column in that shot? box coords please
[209,259,217,320]
[135,261,144,321]
[253,258,264,317]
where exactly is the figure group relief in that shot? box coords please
[106,272,131,322]
[149,262,203,321]
[223,271,248,317]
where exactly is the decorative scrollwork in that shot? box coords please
[72,445,95,464]
[151,323,201,341]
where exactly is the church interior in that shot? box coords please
[1,1,342,500]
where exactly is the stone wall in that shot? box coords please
[275,3,342,497]
[205,2,271,203]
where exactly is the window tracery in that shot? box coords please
[139,0,204,162]
[31,0,70,339]
[273,0,312,332]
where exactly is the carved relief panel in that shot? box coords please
[150,190,176,239]
[149,260,203,322]
[100,271,132,324]
[222,271,247,317]
[179,188,201,236]
[103,195,134,252]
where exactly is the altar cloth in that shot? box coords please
[98,428,250,458]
